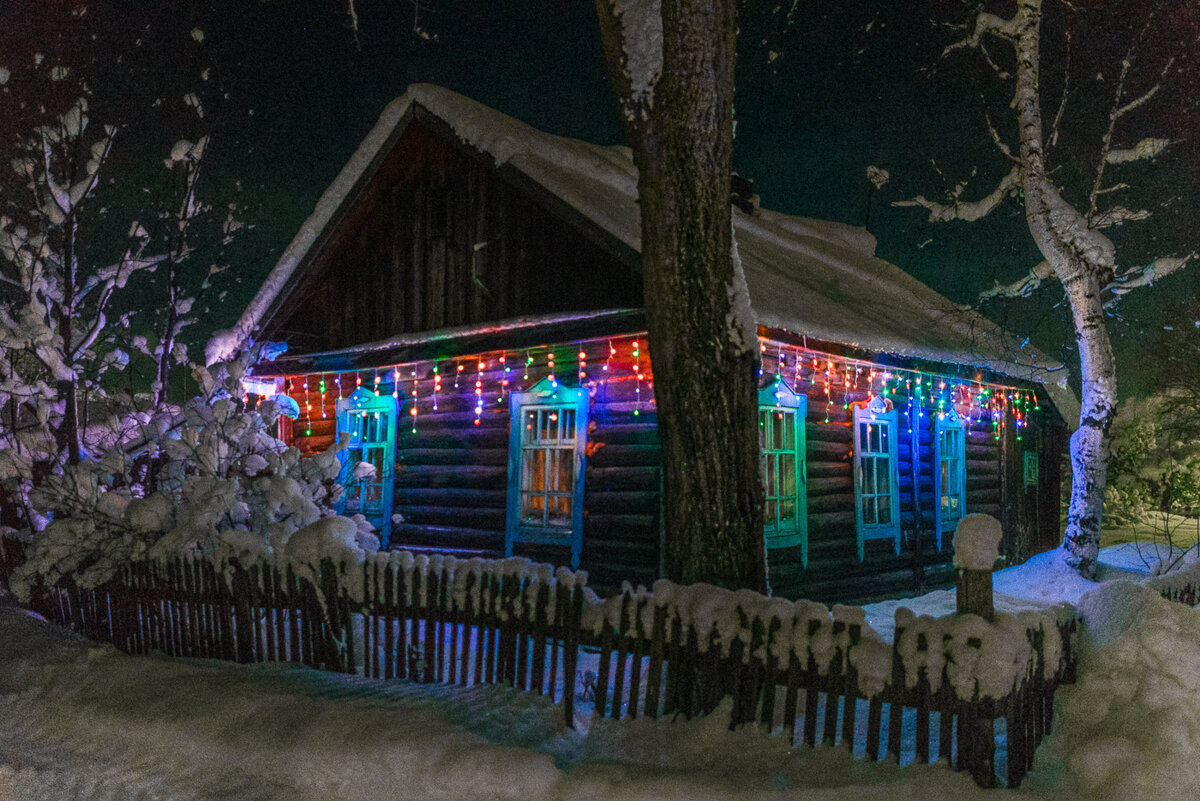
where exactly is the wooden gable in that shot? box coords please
[262,108,643,355]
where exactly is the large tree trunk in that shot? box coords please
[1014,0,1116,577]
[596,0,766,590]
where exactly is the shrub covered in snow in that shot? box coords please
[1105,395,1200,525]
[7,350,358,601]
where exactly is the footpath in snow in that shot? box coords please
[2,542,1199,801]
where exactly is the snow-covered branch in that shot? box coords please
[1104,254,1194,302]
[594,0,662,125]
[979,260,1055,302]
[892,166,1020,223]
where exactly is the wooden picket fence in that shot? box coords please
[0,535,1075,789]
[583,584,1076,789]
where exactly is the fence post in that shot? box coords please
[953,514,1001,787]
[954,514,1001,622]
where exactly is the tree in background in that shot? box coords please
[594,0,765,590]
[893,0,1196,577]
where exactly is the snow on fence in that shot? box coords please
[1148,559,1200,606]
[0,534,1076,789]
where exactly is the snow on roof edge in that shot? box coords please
[213,83,1069,399]
[207,93,420,366]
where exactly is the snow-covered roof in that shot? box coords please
[216,83,1067,394]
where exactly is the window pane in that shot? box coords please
[863,460,875,494]
[550,448,572,493]
[863,496,876,524]
[878,500,891,525]
[779,453,795,500]
[765,455,777,496]
[547,494,570,527]
[780,497,795,524]
[877,462,890,495]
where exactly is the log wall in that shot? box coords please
[275,333,1061,603]
[264,115,642,353]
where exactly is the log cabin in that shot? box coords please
[221,84,1073,604]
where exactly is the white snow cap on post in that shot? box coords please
[953,513,1003,571]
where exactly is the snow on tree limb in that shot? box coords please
[892,165,1020,223]
[979,260,1055,301]
[1104,254,1195,301]
[1105,137,1171,164]
[597,0,662,122]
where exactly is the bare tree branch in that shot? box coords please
[892,165,1020,222]
[979,259,1055,301]
[1104,253,1195,303]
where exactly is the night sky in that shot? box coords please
[2,0,1197,398]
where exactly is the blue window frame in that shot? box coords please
[758,377,808,563]
[934,406,966,550]
[853,396,900,561]
[335,387,398,547]
[506,377,588,569]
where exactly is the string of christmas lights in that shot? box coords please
[265,334,1038,445]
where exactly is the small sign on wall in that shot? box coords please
[1024,452,1039,488]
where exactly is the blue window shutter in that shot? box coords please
[506,376,589,569]
[757,377,808,565]
[853,396,901,561]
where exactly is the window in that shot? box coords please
[758,377,807,562]
[506,377,588,568]
[853,396,900,561]
[934,406,966,549]
[336,387,398,547]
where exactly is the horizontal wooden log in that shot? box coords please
[900,511,936,527]
[586,513,657,539]
[292,434,336,453]
[899,491,936,511]
[806,421,851,443]
[588,444,661,468]
[395,464,507,490]
[400,408,509,429]
[394,504,506,530]
[807,476,852,496]
[398,447,508,466]
[586,465,660,491]
[295,418,337,437]
[808,440,851,461]
[401,427,510,450]
[585,490,659,515]
[966,488,1001,505]
[966,459,1000,476]
[591,422,659,446]
[809,510,856,536]
[808,493,852,515]
[807,461,851,479]
[583,539,658,563]
[966,475,999,491]
[392,487,506,508]
[966,442,999,458]
[390,523,503,552]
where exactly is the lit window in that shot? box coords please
[934,406,966,549]
[506,377,588,568]
[758,377,807,562]
[335,387,398,547]
[853,396,900,561]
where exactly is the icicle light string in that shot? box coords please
[272,336,1033,446]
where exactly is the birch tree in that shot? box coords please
[594,0,765,590]
[893,0,1194,577]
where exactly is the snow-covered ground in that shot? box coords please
[2,542,1199,801]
